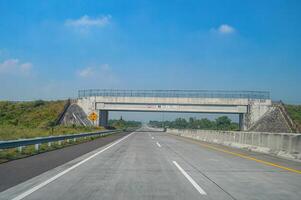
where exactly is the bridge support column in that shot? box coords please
[99,110,108,127]
[239,113,247,131]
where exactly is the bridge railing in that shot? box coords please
[0,129,126,150]
[78,89,270,100]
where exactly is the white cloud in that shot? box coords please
[20,62,33,72]
[0,58,33,75]
[65,15,111,28]
[77,67,94,78]
[76,64,119,87]
[77,64,113,78]
[217,24,235,34]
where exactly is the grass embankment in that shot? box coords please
[285,104,301,131]
[0,100,101,140]
[0,100,102,163]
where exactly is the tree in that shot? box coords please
[215,116,231,130]
[174,118,188,129]
[148,116,238,131]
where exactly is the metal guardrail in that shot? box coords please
[0,129,123,149]
[78,89,270,100]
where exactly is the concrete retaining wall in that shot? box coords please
[167,129,301,161]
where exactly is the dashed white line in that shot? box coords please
[151,137,154,139]
[11,132,136,200]
[172,161,207,195]
[156,142,161,147]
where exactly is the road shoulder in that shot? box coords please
[0,131,130,192]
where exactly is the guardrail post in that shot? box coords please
[58,141,62,145]
[67,139,70,143]
[73,138,77,142]
[17,146,23,152]
[35,144,40,151]
[48,142,52,147]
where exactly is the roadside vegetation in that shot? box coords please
[284,104,301,131]
[109,117,142,129]
[0,100,102,140]
[0,100,142,163]
[149,116,239,131]
[0,134,107,163]
[0,100,104,163]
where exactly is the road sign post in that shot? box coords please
[88,112,98,126]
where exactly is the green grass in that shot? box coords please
[0,100,107,163]
[285,104,301,130]
[0,125,103,140]
[0,100,65,128]
[0,100,103,140]
[0,134,107,163]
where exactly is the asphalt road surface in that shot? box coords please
[0,131,130,192]
[1,127,301,200]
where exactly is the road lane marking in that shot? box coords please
[172,161,207,195]
[152,137,154,139]
[200,143,301,174]
[11,132,136,200]
[177,136,301,175]
[156,142,161,147]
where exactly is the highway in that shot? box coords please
[1,127,301,200]
[0,131,130,192]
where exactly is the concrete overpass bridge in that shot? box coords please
[77,89,271,130]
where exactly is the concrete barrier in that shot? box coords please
[167,129,301,161]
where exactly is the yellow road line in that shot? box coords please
[178,136,301,174]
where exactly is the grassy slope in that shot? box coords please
[0,100,65,128]
[0,100,101,140]
[285,104,301,131]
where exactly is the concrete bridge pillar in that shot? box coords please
[98,110,108,127]
[239,113,247,131]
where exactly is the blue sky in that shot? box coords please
[0,0,301,104]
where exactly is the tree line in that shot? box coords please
[109,118,141,129]
[149,116,239,131]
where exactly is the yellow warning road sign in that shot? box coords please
[88,112,98,121]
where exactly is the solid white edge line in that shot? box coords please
[156,142,161,147]
[172,161,207,195]
[11,132,136,200]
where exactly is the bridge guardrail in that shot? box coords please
[0,129,130,150]
[78,89,270,100]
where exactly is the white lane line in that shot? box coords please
[151,137,154,139]
[172,161,207,195]
[156,142,161,147]
[11,132,136,200]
